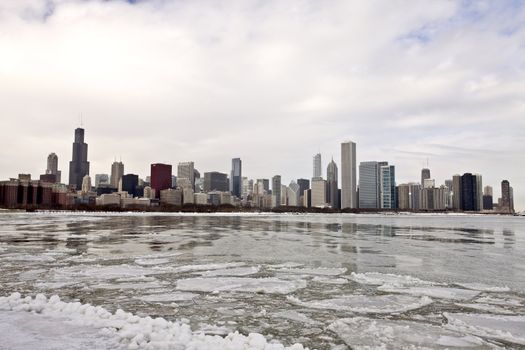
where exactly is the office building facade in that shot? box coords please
[341,141,357,209]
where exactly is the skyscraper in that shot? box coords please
[341,141,357,209]
[358,161,380,209]
[421,168,430,187]
[311,178,327,208]
[500,180,513,213]
[483,185,493,210]
[46,153,61,183]
[68,128,89,190]
[230,158,242,198]
[461,173,480,211]
[380,165,396,209]
[326,158,339,209]
[452,175,462,210]
[110,161,124,189]
[95,174,109,188]
[177,162,195,190]
[151,163,172,199]
[313,153,322,179]
[272,175,281,207]
[121,174,139,197]
[204,172,229,192]
[81,174,92,194]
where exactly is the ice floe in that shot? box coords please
[272,267,347,276]
[444,313,525,345]
[134,258,171,266]
[454,303,515,315]
[454,283,510,293]
[197,266,260,277]
[136,292,199,303]
[0,293,307,350]
[177,277,307,294]
[378,285,480,300]
[173,262,246,274]
[349,272,434,287]
[287,294,433,314]
[328,317,496,349]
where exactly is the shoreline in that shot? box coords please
[0,205,519,216]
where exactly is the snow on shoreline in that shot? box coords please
[0,293,306,350]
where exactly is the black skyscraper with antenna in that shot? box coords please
[68,128,90,190]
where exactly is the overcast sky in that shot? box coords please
[0,0,524,210]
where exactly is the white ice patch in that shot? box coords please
[455,303,515,315]
[197,266,260,277]
[288,294,433,314]
[272,267,347,276]
[173,262,246,274]
[136,292,199,302]
[177,277,307,294]
[311,276,348,285]
[444,313,525,345]
[0,293,307,350]
[51,264,170,281]
[134,258,171,266]
[349,272,434,287]
[455,283,510,292]
[328,317,493,349]
[378,285,480,301]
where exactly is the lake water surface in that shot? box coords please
[0,212,524,349]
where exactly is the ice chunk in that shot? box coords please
[273,267,347,276]
[454,303,515,315]
[444,313,525,345]
[349,272,434,287]
[197,266,260,277]
[137,292,199,302]
[328,317,493,349]
[177,277,307,294]
[134,258,171,266]
[288,294,433,314]
[311,276,348,285]
[455,283,510,292]
[173,262,246,273]
[378,285,480,300]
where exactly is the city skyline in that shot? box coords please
[0,1,524,210]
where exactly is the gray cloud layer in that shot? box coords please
[0,0,524,210]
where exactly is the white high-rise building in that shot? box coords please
[311,178,327,208]
[110,161,124,188]
[177,162,195,190]
[341,141,357,209]
[81,175,92,194]
[287,181,301,207]
[313,153,322,179]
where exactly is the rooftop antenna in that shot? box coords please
[80,113,83,128]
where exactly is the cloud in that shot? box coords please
[0,0,524,210]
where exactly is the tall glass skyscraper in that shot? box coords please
[359,161,380,209]
[68,128,89,190]
[313,153,322,179]
[326,159,339,209]
[230,158,242,198]
[380,165,396,209]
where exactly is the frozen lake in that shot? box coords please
[0,212,524,349]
